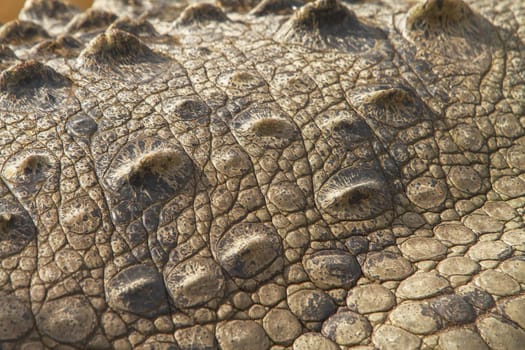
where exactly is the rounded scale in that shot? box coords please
[0,294,34,340]
[321,310,372,345]
[352,85,432,128]
[406,176,448,209]
[175,325,217,350]
[303,249,361,289]
[268,181,306,212]
[319,109,374,146]
[287,288,337,322]
[293,332,339,350]
[106,264,169,317]
[164,256,225,308]
[163,97,211,120]
[0,44,16,61]
[2,148,58,190]
[316,165,392,221]
[37,296,97,343]
[231,106,299,148]
[215,222,282,279]
[363,251,414,281]
[216,320,270,350]
[211,146,252,176]
[430,294,475,325]
[105,137,193,204]
[59,195,101,235]
[66,113,98,137]
[216,70,265,91]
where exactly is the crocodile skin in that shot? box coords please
[0,0,524,349]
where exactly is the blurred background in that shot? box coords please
[1,0,93,23]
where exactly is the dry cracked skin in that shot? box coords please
[0,0,524,349]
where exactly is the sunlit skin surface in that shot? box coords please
[0,0,524,349]
[0,0,92,22]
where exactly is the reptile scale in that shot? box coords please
[0,0,524,349]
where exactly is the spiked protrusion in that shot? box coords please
[66,9,117,33]
[108,17,159,37]
[19,0,80,35]
[0,60,71,95]
[0,20,50,45]
[175,3,229,26]
[275,0,385,52]
[78,28,165,70]
[32,35,82,58]
[406,0,475,34]
[402,0,494,57]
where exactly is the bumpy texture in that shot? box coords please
[0,0,524,349]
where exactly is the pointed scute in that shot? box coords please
[19,0,80,30]
[290,0,349,29]
[66,8,117,33]
[175,3,229,26]
[108,17,158,37]
[406,0,473,31]
[403,0,495,58]
[32,35,83,58]
[0,60,71,95]
[274,0,385,52]
[78,28,164,69]
[0,20,49,45]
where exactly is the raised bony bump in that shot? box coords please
[275,0,385,52]
[402,0,493,57]
[0,20,50,45]
[350,85,432,128]
[114,149,189,190]
[316,166,392,221]
[231,106,299,147]
[19,0,81,35]
[359,86,415,106]
[406,0,473,33]
[2,151,56,185]
[20,0,80,21]
[0,60,71,95]
[108,17,159,37]
[65,8,117,33]
[77,28,165,70]
[175,3,229,26]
